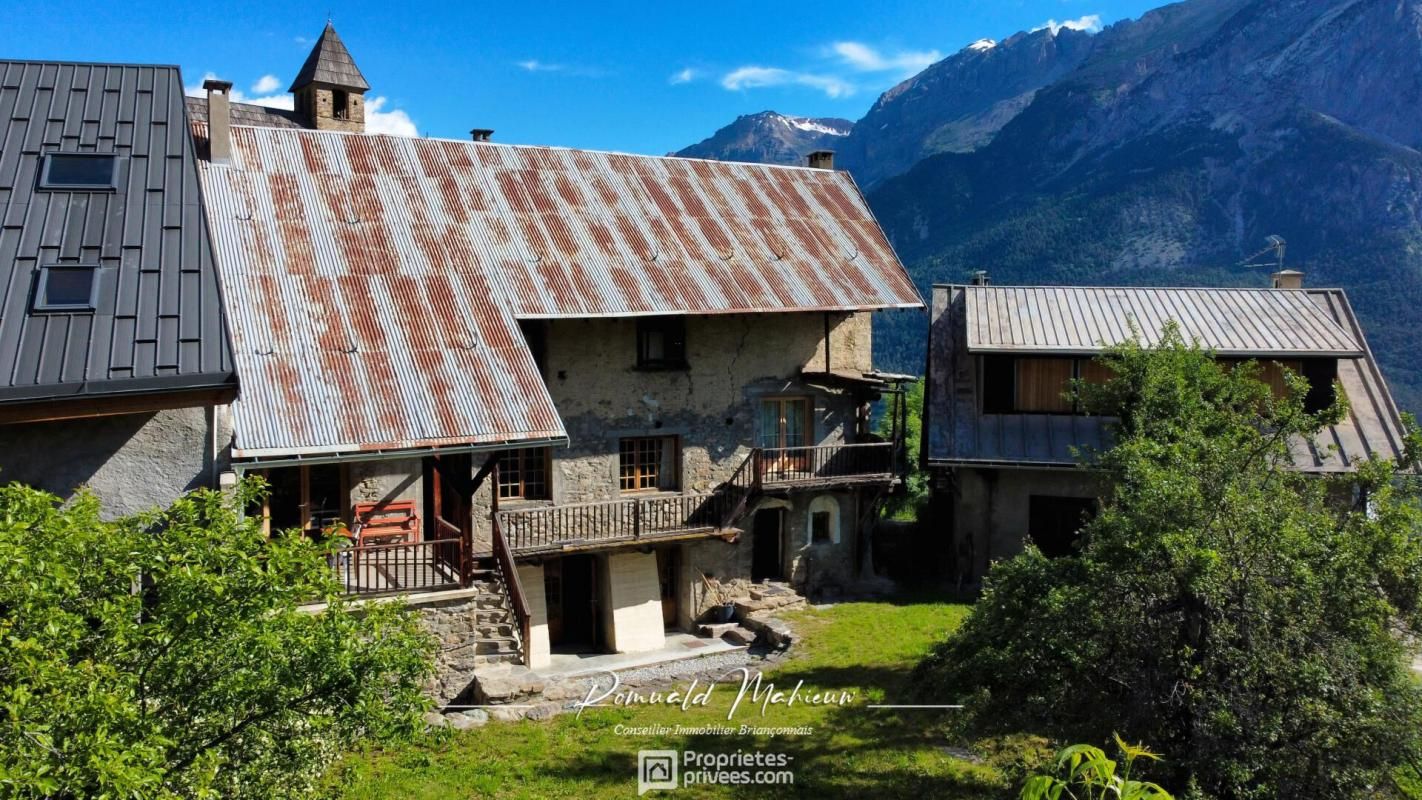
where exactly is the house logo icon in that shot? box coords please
[638,750,679,794]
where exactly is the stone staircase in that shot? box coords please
[466,563,523,665]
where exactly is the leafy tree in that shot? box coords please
[914,325,1422,799]
[0,479,436,799]
[1022,735,1174,800]
[877,377,928,520]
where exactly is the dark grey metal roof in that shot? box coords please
[925,284,1409,473]
[960,285,1363,358]
[184,96,304,129]
[0,60,235,404]
[288,23,370,93]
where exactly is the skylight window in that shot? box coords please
[33,266,100,312]
[38,153,120,190]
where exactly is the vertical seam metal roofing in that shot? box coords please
[195,123,921,459]
[960,285,1362,357]
[0,60,234,404]
[924,285,1408,472]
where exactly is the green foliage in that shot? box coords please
[878,378,929,520]
[0,479,437,799]
[914,325,1422,799]
[1021,735,1174,800]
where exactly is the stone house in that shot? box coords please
[180,24,923,676]
[0,60,237,517]
[922,274,1411,587]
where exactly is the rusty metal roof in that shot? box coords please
[962,285,1363,358]
[195,123,920,459]
[926,285,1408,473]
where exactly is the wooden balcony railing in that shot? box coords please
[496,492,730,554]
[493,442,897,555]
[331,536,464,596]
[492,516,531,664]
[756,442,895,486]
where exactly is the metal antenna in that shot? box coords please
[1238,235,1287,270]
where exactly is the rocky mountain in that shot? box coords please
[867,0,1422,409]
[836,27,1097,188]
[674,111,852,166]
[678,0,1422,410]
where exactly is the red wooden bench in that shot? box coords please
[352,501,420,547]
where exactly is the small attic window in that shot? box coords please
[33,266,100,312]
[38,153,120,190]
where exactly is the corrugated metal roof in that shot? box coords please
[185,96,304,129]
[194,123,919,458]
[288,23,370,92]
[925,285,1409,473]
[0,60,234,404]
[962,285,1363,357]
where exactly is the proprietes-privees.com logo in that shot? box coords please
[638,749,794,794]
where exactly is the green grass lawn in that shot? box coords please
[328,594,1029,799]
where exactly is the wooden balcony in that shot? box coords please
[330,537,465,596]
[493,442,898,556]
[495,491,736,555]
[755,442,896,488]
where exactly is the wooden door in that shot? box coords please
[657,548,679,628]
[752,509,784,582]
[424,453,472,575]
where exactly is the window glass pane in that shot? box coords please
[38,267,97,309]
[1016,358,1074,412]
[44,155,115,186]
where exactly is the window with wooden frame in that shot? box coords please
[635,316,687,370]
[619,436,679,492]
[981,356,1116,414]
[757,397,811,450]
[497,447,550,500]
[1220,358,1336,413]
[250,463,348,537]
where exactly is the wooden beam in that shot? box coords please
[0,387,236,425]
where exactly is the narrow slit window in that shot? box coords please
[33,266,99,312]
[39,153,120,190]
[333,90,349,120]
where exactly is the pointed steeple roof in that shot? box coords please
[288,22,370,93]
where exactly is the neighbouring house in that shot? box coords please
[923,273,1411,587]
[0,60,237,517]
[181,23,922,690]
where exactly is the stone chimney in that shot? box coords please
[970,270,990,286]
[203,79,234,165]
[1271,269,1304,289]
[470,128,494,143]
[807,150,835,170]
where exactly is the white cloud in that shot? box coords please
[517,59,563,72]
[721,66,854,98]
[184,72,418,137]
[830,41,941,75]
[364,96,418,137]
[1033,14,1104,34]
[669,67,699,85]
[251,74,282,94]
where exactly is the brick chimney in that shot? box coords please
[807,150,835,170]
[1271,269,1304,289]
[470,128,494,143]
[203,79,234,165]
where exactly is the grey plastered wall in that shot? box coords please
[949,467,1103,583]
[0,403,232,518]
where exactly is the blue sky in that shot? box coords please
[3,0,1163,155]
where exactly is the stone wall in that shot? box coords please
[347,457,423,510]
[471,312,871,545]
[0,403,232,518]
